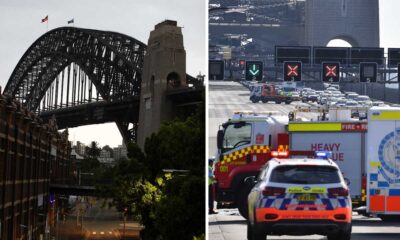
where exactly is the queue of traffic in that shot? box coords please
[210,104,400,239]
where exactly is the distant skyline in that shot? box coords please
[0,0,206,147]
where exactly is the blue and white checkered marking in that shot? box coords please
[258,193,348,211]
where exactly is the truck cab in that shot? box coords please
[214,112,289,218]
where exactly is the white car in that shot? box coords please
[247,153,352,240]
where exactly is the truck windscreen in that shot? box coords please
[222,122,251,152]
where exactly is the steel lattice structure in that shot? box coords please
[3,27,204,143]
[4,27,146,109]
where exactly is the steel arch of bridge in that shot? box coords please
[3,27,147,142]
[4,27,146,109]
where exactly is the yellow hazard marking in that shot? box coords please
[287,187,327,194]
[288,123,342,132]
[221,145,269,164]
[370,162,381,167]
[370,111,400,120]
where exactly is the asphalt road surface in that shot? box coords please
[209,209,400,240]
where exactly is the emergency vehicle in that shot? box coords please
[215,111,302,218]
[247,153,352,240]
[366,107,400,221]
[249,84,299,104]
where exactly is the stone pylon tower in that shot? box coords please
[137,20,186,148]
[305,0,379,47]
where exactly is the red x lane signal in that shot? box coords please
[288,65,299,76]
[325,65,337,77]
[283,61,302,81]
[322,62,340,82]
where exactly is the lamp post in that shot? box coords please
[123,207,128,239]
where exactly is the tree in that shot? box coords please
[85,141,101,158]
[102,145,114,157]
[97,100,205,240]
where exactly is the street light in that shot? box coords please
[123,207,128,239]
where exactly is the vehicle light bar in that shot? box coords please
[315,151,331,159]
[271,151,289,157]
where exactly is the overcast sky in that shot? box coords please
[0,0,206,147]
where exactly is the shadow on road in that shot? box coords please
[352,218,400,227]
[209,219,247,226]
[350,233,400,240]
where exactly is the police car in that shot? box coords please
[247,151,352,240]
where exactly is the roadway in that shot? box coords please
[208,80,400,240]
[209,209,400,240]
[55,197,141,240]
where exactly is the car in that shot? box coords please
[247,153,352,240]
[345,100,360,107]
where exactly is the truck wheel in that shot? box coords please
[327,224,351,240]
[261,99,268,103]
[251,97,259,103]
[237,187,251,219]
[285,100,291,104]
[275,101,281,104]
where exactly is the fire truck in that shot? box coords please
[214,111,303,218]
[249,84,299,104]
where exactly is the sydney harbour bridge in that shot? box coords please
[2,26,203,144]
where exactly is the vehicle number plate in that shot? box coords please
[297,194,316,202]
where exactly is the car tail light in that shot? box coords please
[262,187,286,196]
[328,187,349,197]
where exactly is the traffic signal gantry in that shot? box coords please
[283,61,302,81]
[245,61,263,81]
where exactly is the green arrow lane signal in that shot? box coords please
[249,64,259,76]
[245,61,263,81]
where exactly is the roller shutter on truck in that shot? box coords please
[288,122,367,200]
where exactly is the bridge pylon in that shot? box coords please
[137,20,187,148]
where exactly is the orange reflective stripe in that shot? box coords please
[255,207,351,223]
[369,196,385,212]
[386,196,400,212]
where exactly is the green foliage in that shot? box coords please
[154,175,205,240]
[85,141,101,158]
[80,156,100,173]
[193,234,205,240]
[102,145,114,157]
[96,103,205,240]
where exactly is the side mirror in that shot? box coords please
[244,176,257,186]
[217,130,224,150]
[344,178,351,186]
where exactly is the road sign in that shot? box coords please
[359,62,377,82]
[284,61,302,81]
[209,60,224,80]
[245,61,263,81]
[322,62,340,82]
